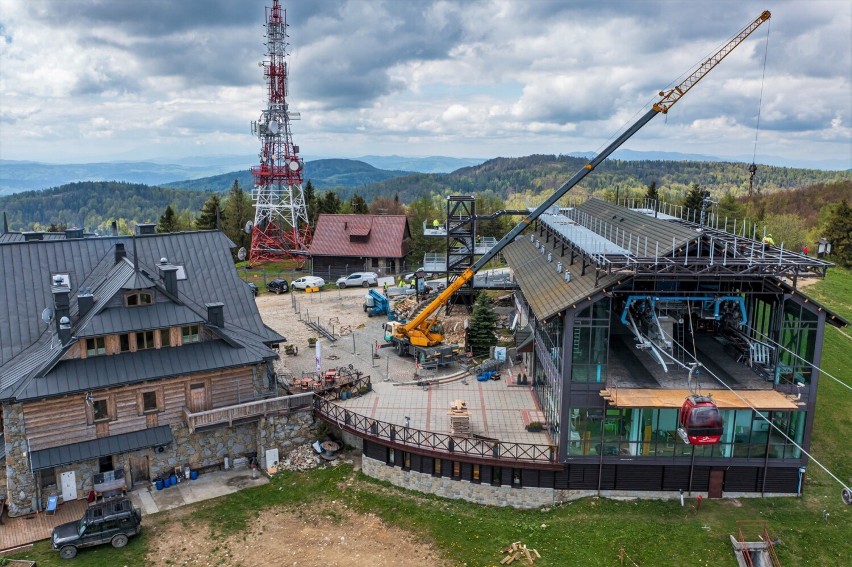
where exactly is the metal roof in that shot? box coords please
[30,425,173,470]
[15,340,273,401]
[503,236,618,321]
[79,303,205,337]
[308,214,411,258]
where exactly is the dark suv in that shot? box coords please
[266,278,289,294]
[52,497,142,559]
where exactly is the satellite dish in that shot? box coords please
[269,121,280,133]
[237,247,247,261]
[244,220,254,235]
[288,159,301,171]
[41,307,54,324]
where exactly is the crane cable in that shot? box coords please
[657,325,851,498]
[740,323,852,393]
[749,18,772,196]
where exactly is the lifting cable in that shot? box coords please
[658,326,851,502]
[748,18,772,196]
[741,323,852,392]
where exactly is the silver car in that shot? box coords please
[336,272,379,288]
[291,276,325,290]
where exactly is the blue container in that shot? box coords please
[169,475,177,487]
[190,470,198,481]
[155,479,164,490]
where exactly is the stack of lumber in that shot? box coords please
[448,399,470,437]
[500,542,541,564]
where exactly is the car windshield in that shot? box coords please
[78,517,87,535]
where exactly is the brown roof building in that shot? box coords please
[308,214,411,279]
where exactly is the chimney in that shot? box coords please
[157,258,179,296]
[115,242,127,263]
[111,221,118,236]
[58,316,72,345]
[78,288,95,318]
[51,275,71,338]
[137,223,156,235]
[206,302,225,328]
[65,227,84,239]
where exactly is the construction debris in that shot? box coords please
[500,541,541,564]
[277,443,322,472]
[448,399,471,437]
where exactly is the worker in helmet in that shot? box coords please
[762,234,775,248]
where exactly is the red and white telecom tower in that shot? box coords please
[249,0,310,265]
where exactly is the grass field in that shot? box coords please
[10,270,850,566]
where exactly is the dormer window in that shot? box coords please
[126,292,153,306]
[182,325,200,344]
[86,337,106,357]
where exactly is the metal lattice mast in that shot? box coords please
[249,0,310,265]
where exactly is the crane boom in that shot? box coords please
[398,10,771,344]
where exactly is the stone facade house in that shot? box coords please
[0,226,311,516]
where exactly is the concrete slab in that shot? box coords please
[128,466,269,516]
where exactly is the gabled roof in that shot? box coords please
[308,214,410,258]
[0,231,284,400]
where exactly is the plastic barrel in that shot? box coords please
[169,475,177,486]
[164,477,172,488]
[190,470,198,480]
[155,479,164,490]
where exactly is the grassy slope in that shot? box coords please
[12,271,851,566]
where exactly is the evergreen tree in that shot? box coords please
[318,191,342,215]
[823,199,852,267]
[644,181,659,208]
[468,293,498,358]
[304,180,319,228]
[222,180,253,257]
[350,193,369,214]
[196,194,225,230]
[157,205,179,233]
[682,183,704,220]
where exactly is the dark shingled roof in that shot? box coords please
[79,304,205,337]
[30,426,173,470]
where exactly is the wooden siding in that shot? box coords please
[23,365,259,451]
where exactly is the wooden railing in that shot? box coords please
[313,396,557,466]
[183,392,313,433]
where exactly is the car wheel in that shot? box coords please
[111,534,129,548]
[339,283,346,289]
[362,281,369,288]
[60,545,78,559]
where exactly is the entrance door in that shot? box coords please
[709,469,725,498]
[61,470,77,501]
[189,383,206,413]
[129,456,150,486]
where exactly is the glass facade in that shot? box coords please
[533,320,562,435]
[777,301,817,385]
[566,406,806,460]
[570,299,610,383]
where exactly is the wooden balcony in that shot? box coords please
[183,392,313,433]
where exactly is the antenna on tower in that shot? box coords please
[249,0,311,266]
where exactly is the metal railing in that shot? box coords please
[313,395,557,465]
[183,392,313,433]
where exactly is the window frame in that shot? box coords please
[136,330,155,350]
[182,325,200,344]
[86,337,106,357]
[125,292,153,307]
[159,328,172,347]
[87,395,116,425]
[119,333,131,352]
[139,388,163,414]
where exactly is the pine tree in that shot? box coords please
[468,293,498,358]
[644,181,659,205]
[157,205,179,233]
[350,193,369,214]
[196,194,225,230]
[682,183,704,220]
[222,180,253,256]
[823,199,852,267]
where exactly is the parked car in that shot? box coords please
[336,272,379,288]
[52,497,142,559]
[291,276,325,290]
[246,282,259,296]
[403,267,433,281]
[266,279,289,294]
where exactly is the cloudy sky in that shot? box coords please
[1,0,850,168]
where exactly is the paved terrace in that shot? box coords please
[332,371,552,446]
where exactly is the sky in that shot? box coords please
[1,0,850,169]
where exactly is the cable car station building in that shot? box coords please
[500,198,846,497]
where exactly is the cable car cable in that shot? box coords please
[659,327,851,499]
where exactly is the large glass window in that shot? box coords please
[538,315,564,372]
[777,301,817,385]
[571,299,610,383]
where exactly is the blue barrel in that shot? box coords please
[190,470,198,480]
[169,475,177,487]
[155,479,164,490]
[163,477,171,488]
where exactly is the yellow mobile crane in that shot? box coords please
[384,10,772,361]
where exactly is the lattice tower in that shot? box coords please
[249,0,310,265]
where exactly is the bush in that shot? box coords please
[525,421,544,432]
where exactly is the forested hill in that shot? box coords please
[0,181,209,233]
[163,159,410,192]
[345,155,850,204]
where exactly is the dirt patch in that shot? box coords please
[144,501,447,566]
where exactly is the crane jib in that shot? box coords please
[401,10,771,339]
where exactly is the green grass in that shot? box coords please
[11,270,851,566]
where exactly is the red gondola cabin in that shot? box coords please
[678,395,723,445]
